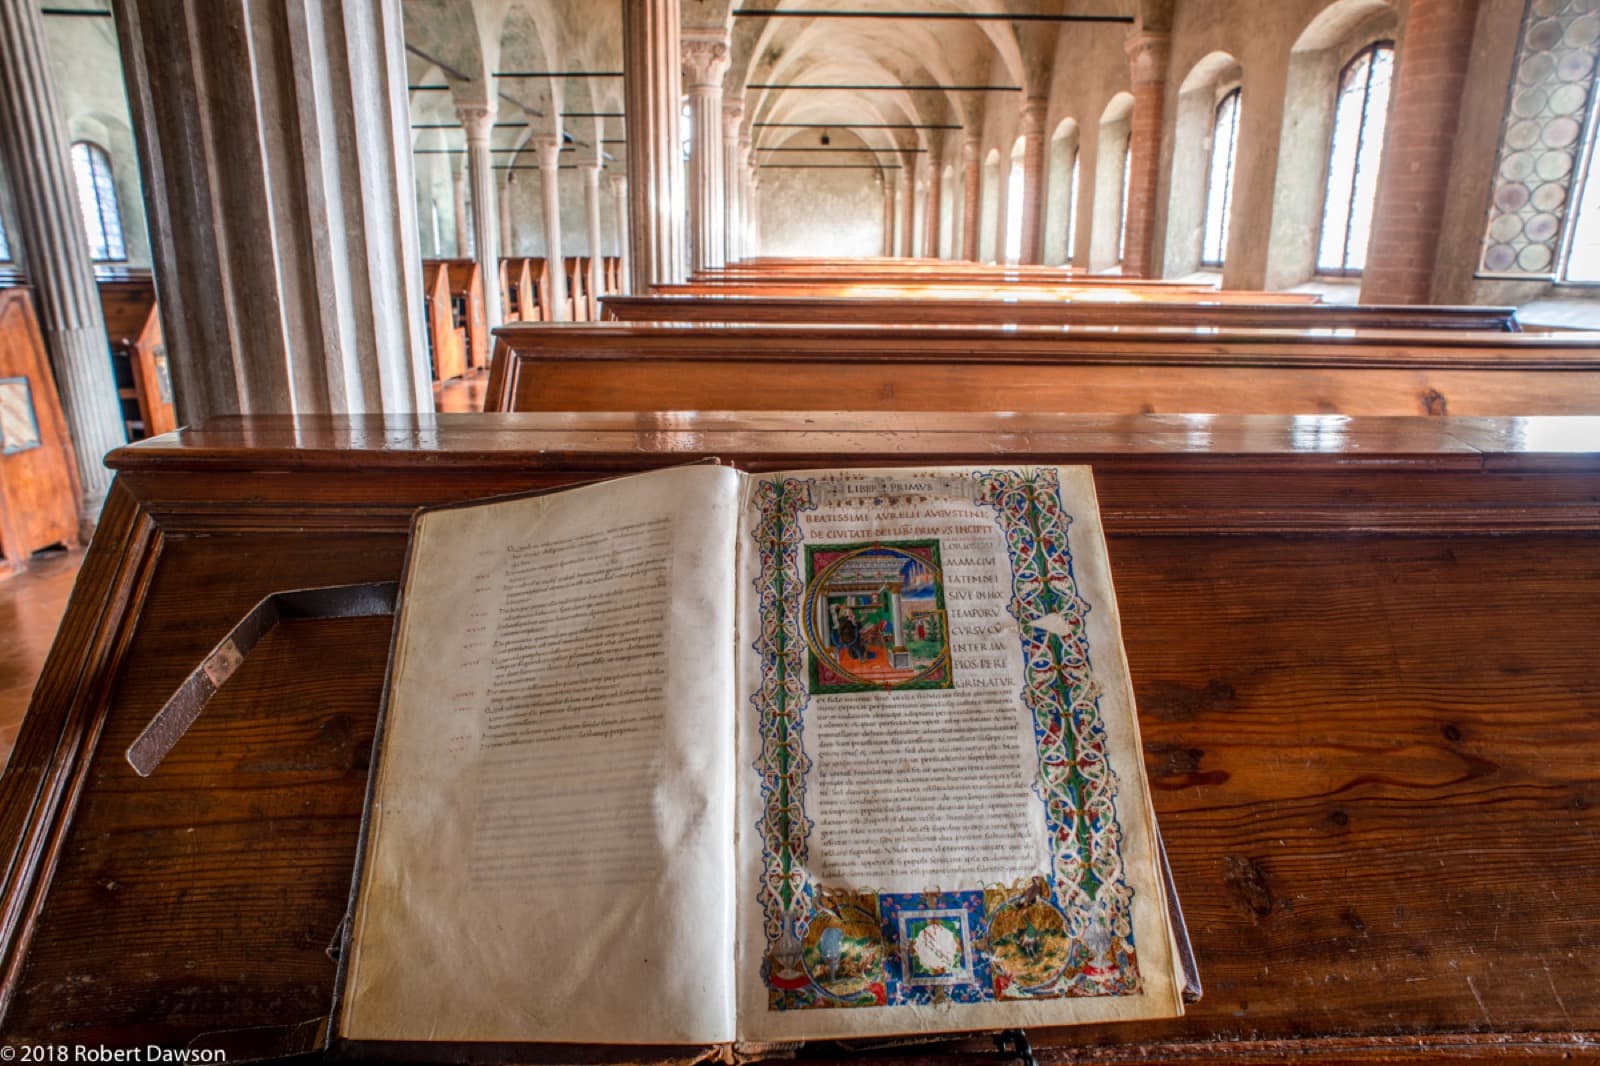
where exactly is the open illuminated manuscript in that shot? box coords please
[338,464,1187,1049]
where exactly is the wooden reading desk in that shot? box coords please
[0,412,1596,1061]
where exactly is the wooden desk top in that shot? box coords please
[2,413,1596,1061]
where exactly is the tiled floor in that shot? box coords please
[0,369,489,768]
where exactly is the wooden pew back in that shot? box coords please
[487,322,1600,418]
[98,275,177,438]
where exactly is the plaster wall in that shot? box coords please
[758,165,884,257]
[41,12,151,268]
[1042,19,1131,268]
[503,161,622,258]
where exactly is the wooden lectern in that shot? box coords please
[0,412,1596,1060]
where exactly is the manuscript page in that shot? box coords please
[733,466,1179,1042]
[341,466,741,1045]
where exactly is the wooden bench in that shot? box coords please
[602,293,1520,332]
[0,288,79,571]
[2,411,1596,1060]
[420,260,465,382]
[486,321,1600,417]
[443,259,489,370]
[97,273,176,439]
[499,258,534,324]
[655,281,1320,304]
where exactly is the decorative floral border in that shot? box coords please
[752,470,1139,1010]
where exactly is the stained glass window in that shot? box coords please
[1202,88,1241,267]
[1317,42,1394,274]
[70,141,125,262]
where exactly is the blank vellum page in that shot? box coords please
[735,466,1179,1042]
[342,466,742,1045]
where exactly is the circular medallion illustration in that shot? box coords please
[987,897,1070,990]
[801,901,886,999]
[802,541,953,694]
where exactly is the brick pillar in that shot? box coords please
[924,150,943,258]
[960,134,981,261]
[1360,0,1479,304]
[882,171,897,255]
[901,153,918,256]
[1122,32,1169,278]
[1019,96,1048,264]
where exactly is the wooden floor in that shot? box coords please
[0,369,490,768]
[0,547,83,767]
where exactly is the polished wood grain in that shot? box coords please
[485,322,1600,418]
[602,293,1520,331]
[0,290,80,572]
[0,413,1596,1061]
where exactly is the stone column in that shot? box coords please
[582,161,604,302]
[622,0,685,290]
[452,158,470,256]
[0,0,126,515]
[608,172,630,294]
[1360,0,1479,304]
[923,151,943,258]
[961,133,981,261]
[739,133,754,260]
[459,103,502,328]
[882,170,898,256]
[1019,96,1048,264]
[682,31,729,273]
[499,173,513,256]
[1122,32,1169,278]
[900,154,918,256]
[533,134,569,321]
[114,0,430,423]
[747,172,762,256]
[722,100,744,264]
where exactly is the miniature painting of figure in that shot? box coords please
[802,540,952,694]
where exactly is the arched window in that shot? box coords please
[0,212,10,262]
[1004,156,1025,262]
[1317,41,1393,274]
[1067,152,1080,261]
[1201,88,1241,267]
[70,141,125,262]
[1563,94,1600,281]
[1116,142,1131,263]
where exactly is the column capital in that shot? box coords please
[961,133,980,164]
[1020,95,1049,130]
[1125,31,1171,87]
[580,160,603,187]
[723,98,744,136]
[456,102,498,142]
[682,31,731,89]
[608,172,628,195]
[531,133,562,168]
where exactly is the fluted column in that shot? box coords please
[499,173,513,255]
[608,172,631,294]
[459,103,502,328]
[453,158,470,256]
[533,135,569,321]
[739,133,754,260]
[114,0,430,425]
[748,171,762,256]
[722,100,744,264]
[923,152,942,259]
[1122,32,1169,278]
[0,0,126,514]
[582,162,604,303]
[961,133,981,261]
[900,154,918,256]
[1019,96,1048,264]
[682,31,729,273]
[622,0,685,290]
